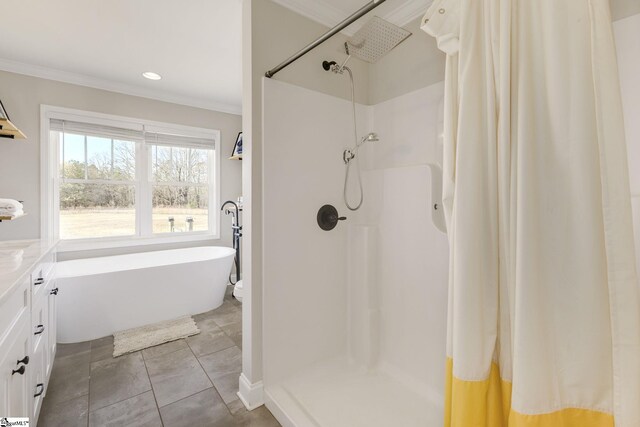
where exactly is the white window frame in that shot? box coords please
[40,105,221,252]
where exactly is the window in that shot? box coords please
[149,141,212,234]
[43,107,220,249]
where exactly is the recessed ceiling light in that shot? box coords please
[142,71,162,81]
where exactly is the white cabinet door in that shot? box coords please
[30,341,46,424]
[0,316,31,418]
[30,284,49,424]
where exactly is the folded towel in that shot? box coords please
[0,208,23,217]
[0,199,23,212]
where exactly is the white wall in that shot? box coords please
[368,18,445,105]
[614,13,640,277]
[0,70,242,255]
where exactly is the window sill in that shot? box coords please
[56,232,220,253]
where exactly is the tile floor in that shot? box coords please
[39,288,280,427]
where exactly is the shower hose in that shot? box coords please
[343,66,364,211]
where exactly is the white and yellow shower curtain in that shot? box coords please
[422,0,640,426]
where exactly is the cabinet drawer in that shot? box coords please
[31,294,48,354]
[31,269,50,302]
[0,276,30,343]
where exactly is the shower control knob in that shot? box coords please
[317,204,346,231]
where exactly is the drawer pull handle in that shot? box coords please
[17,356,29,365]
[50,288,59,295]
[34,277,45,286]
[34,324,45,335]
[12,366,26,376]
[34,383,44,397]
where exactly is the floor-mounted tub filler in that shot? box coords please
[56,246,235,343]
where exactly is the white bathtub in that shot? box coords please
[56,246,235,343]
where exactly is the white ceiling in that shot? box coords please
[271,0,434,35]
[0,0,242,114]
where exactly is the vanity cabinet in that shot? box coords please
[0,315,31,418]
[0,244,57,426]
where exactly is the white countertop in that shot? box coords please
[0,239,58,304]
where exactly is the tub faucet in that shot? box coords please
[221,201,242,285]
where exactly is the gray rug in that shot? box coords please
[113,316,200,357]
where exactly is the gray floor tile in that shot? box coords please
[199,346,242,404]
[141,339,189,359]
[39,393,88,427]
[226,399,247,415]
[187,324,235,358]
[46,351,91,405]
[89,352,151,411]
[90,336,114,363]
[91,336,113,348]
[89,391,161,427]
[159,387,236,426]
[211,303,242,327]
[233,406,281,427]
[56,342,91,359]
[196,302,241,328]
[90,345,113,363]
[145,347,212,407]
[220,321,243,349]
[225,287,241,307]
[211,373,242,404]
[198,346,241,378]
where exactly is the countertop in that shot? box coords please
[0,239,58,304]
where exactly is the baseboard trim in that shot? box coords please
[237,373,264,411]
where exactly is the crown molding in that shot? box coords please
[0,58,242,115]
[271,0,345,29]
[385,0,435,27]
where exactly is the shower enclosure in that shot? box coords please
[261,76,449,426]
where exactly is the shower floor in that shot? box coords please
[266,359,443,427]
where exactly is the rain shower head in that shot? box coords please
[346,16,412,63]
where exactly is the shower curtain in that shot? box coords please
[422,0,640,426]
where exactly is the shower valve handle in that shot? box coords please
[317,205,346,231]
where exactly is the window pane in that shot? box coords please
[152,185,208,233]
[152,146,209,184]
[87,136,112,179]
[59,183,135,239]
[61,133,86,179]
[113,140,136,180]
[152,146,173,181]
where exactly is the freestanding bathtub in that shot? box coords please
[56,246,236,343]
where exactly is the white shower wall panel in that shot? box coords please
[349,83,449,398]
[372,165,449,399]
[262,78,372,386]
[361,82,445,172]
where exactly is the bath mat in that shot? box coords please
[113,316,200,357]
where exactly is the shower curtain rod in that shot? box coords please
[265,0,387,78]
